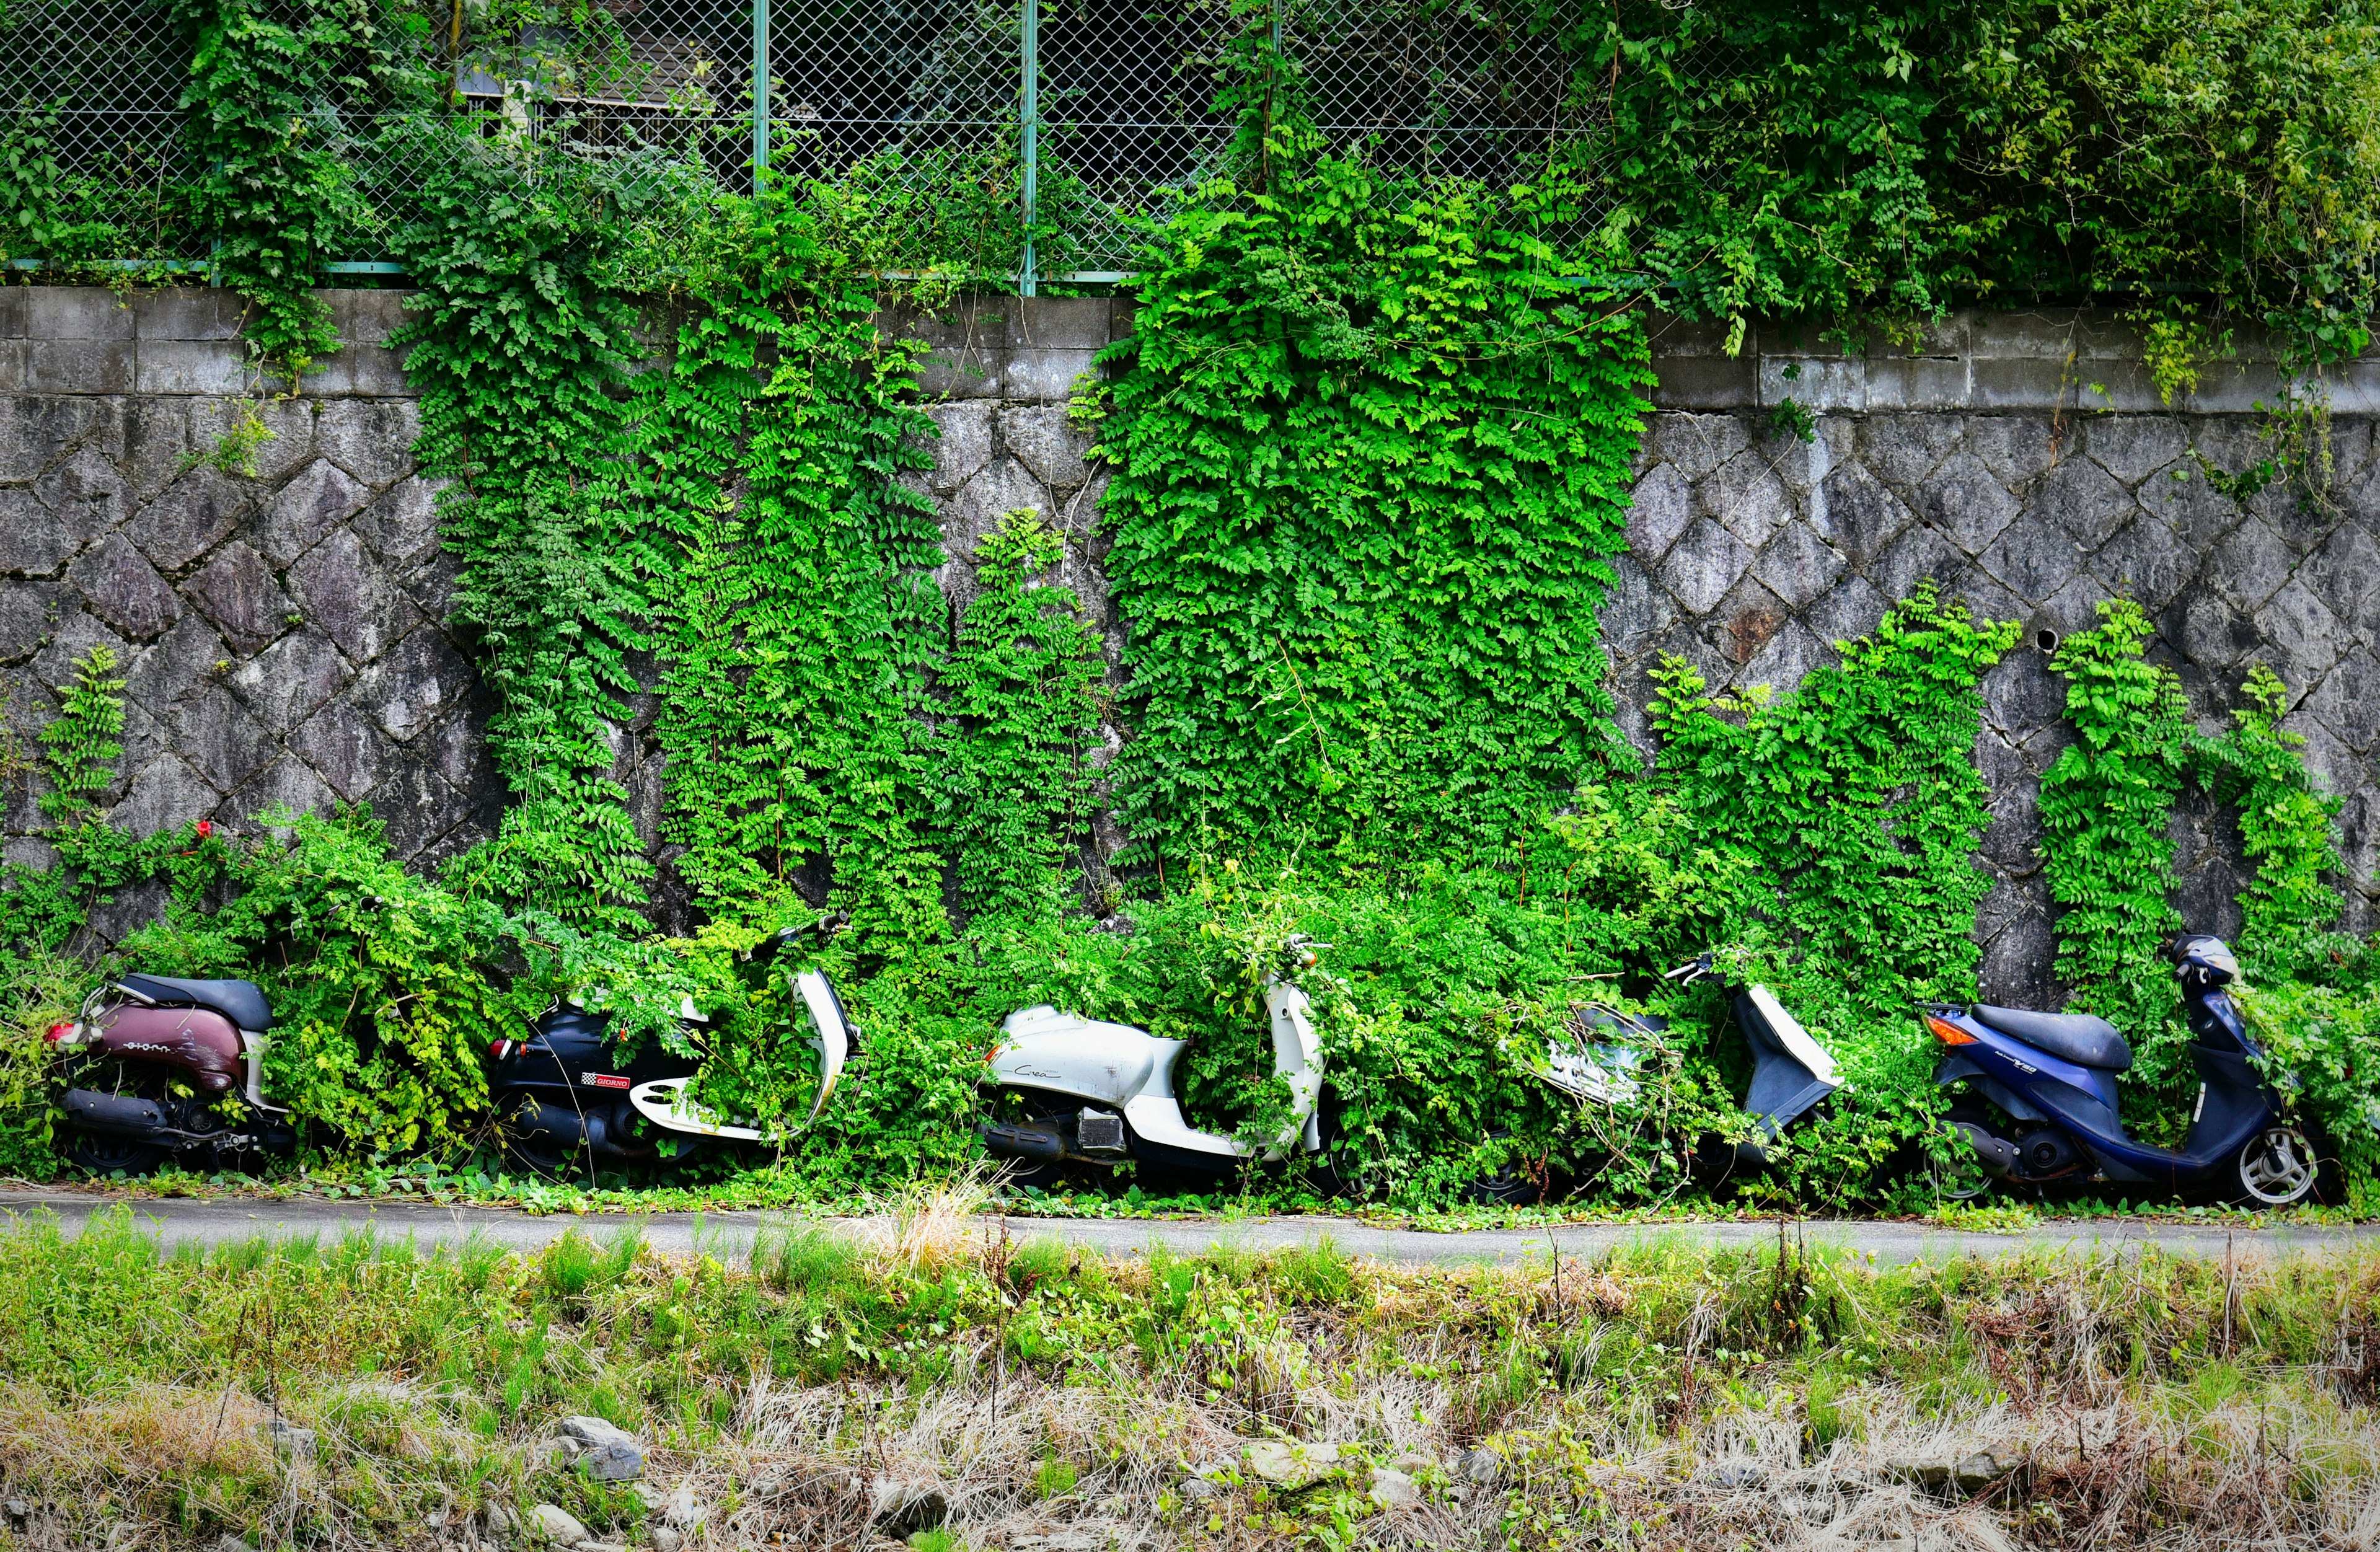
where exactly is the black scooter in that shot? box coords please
[1923,933,2325,1206]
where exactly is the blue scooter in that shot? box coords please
[1923,933,2319,1206]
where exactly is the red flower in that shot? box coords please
[195,819,213,839]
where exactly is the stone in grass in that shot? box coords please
[527,1503,592,1545]
[268,1419,316,1461]
[1367,1467,1421,1509]
[1242,1440,1341,1490]
[647,1529,683,1552]
[557,1415,645,1483]
[870,1479,948,1539]
[1458,1447,1506,1487]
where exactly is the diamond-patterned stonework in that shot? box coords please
[4,291,2375,1005]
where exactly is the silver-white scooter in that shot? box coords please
[977,942,1328,1186]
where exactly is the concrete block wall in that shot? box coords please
[2,288,2374,1003]
[0,288,493,940]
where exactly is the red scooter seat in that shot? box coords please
[119,974,275,1033]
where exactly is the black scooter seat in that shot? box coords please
[1970,1002,2130,1070]
[120,973,274,1032]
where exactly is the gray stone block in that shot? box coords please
[1750,519,1844,609]
[2256,575,2343,688]
[120,400,196,501]
[1700,448,1792,549]
[919,402,994,495]
[351,476,441,564]
[353,627,474,741]
[1760,356,1864,413]
[293,699,395,800]
[1916,452,2021,557]
[1649,353,1758,410]
[228,627,349,732]
[2088,516,2195,611]
[30,610,127,695]
[2304,519,2380,635]
[1000,404,1092,490]
[1963,415,2058,486]
[26,289,134,340]
[323,289,413,348]
[1869,521,1967,607]
[1596,553,1673,659]
[25,339,134,394]
[177,682,276,791]
[1857,415,1965,492]
[1655,413,1751,482]
[33,446,131,538]
[1001,346,1100,405]
[133,289,245,342]
[1814,460,1911,565]
[370,762,466,859]
[2304,648,2380,752]
[289,527,420,664]
[258,458,370,565]
[128,467,250,571]
[1733,614,1829,692]
[1804,573,1886,648]
[219,754,338,836]
[2033,457,2138,549]
[69,534,179,640]
[113,753,219,837]
[0,288,24,337]
[124,611,228,716]
[1624,462,1693,563]
[0,488,80,576]
[2210,517,2293,611]
[0,580,61,663]
[314,399,417,484]
[183,541,289,655]
[1655,515,1754,615]
[1006,297,1115,351]
[912,342,1002,400]
[136,340,248,395]
[2081,417,2188,485]
[0,340,22,392]
[1861,355,1969,412]
[2144,457,2245,552]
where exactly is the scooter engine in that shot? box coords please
[2015,1127,2084,1179]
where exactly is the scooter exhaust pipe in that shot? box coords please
[1952,1121,2021,1179]
[61,1089,178,1140]
[516,1100,653,1160]
[979,1121,1066,1165]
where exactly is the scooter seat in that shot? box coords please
[120,974,274,1032]
[1970,1002,2130,1070]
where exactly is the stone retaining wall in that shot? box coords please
[2,287,2374,1000]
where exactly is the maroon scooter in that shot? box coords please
[47,973,294,1175]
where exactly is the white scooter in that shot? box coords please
[977,940,1328,1188]
[619,969,852,1146]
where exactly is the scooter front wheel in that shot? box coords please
[2229,1125,2318,1207]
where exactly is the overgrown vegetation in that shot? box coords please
[0,4,2372,1214]
[5,1211,2380,1551]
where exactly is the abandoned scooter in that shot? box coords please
[976,938,1329,1191]
[1500,956,1841,1193]
[489,930,849,1174]
[47,973,293,1175]
[1923,933,2322,1207]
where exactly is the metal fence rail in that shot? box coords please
[0,0,1643,286]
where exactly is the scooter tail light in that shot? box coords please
[1925,1015,1977,1046]
[45,1022,75,1045]
[488,1038,515,1060]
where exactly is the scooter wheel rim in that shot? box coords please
[2238,1126,2315,1206]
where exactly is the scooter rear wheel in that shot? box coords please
[2229,1124,2318,1207]
[66,1132,169,1178]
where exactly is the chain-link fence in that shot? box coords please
[0,0,1670,284]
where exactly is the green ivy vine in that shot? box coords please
[1093,92,1654,870]
[388,134,654,924]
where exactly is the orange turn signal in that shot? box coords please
[1926,1015,1977,1046]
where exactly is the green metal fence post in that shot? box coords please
[1019,0,1038,297]
[752,0,770,186]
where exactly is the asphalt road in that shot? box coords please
[4,1189,2378,1266]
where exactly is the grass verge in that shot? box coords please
[2,1203,2379,1549]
